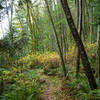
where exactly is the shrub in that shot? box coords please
[0,67,41,100]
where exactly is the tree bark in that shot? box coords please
[44,0,67,77]
[76,0,79,29]
[82,0,87,41]
[10,0,14,44]
[76,0,83,79]
[97,25,100,76]
[62,28,67,62]
[60,0,97,90]
[89,5,94,43]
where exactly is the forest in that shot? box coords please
[0,0,100,100]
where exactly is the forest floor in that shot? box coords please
[37,69,74,100]
[0,43,98,100]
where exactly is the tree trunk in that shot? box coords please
[82,0,87,41]
[89,6,94,43]
[44,0,67,77]
[10,0,14,44]
[76,0,83,79]
[76,49,80,79]
[62,28,67,62]
[97,25,100,76]
[9,0,14,57]
[60,0,97,90]
[76,0,79,29]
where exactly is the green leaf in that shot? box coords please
[27,94,34,100]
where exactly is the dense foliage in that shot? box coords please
[0,0,100,100]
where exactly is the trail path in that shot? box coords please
[44,80,52,100]
[39,71,74,100]
[43,78,73,100]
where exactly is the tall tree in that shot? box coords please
[97,25,100,76]
[75,0,79,29]
[44,0,67,77]
[76,0,83,79]
[10,0,14,44]
[89,2,94,43]
[60,0,97,90]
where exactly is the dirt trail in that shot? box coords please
[39,72,74,100]
[44,80,52,100]
[43,79,73,100]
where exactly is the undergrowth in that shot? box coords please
[0,67,41,100]
[65,74,100,100]
[0,43,99,100]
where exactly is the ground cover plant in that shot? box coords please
[0,0,100,99]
